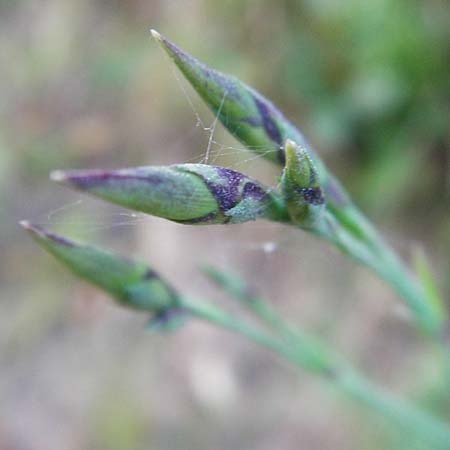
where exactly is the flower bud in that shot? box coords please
[281,139,325,228]
[151,29,312,166]
[20,221,179,313]
[150,30,356,220]
[51,164,288,225]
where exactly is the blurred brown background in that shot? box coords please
[1,1,449,449]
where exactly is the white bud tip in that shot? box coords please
[285,139,297,148]
[19,221,47,239]
[150,29,162,41]
[50,170,67,183]
[19,220,31,230]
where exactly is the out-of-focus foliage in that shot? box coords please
[1,1,449,450]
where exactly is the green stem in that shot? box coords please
[181,296,289,356]
[179,296,450,448]
[335,369,450,449]
[311,210,443,336]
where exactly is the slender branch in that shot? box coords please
[180,296,450,449]
[194,274,450,449]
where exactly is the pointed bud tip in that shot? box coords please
[19,221,47,239]
[284,139,310,164]
[50,170,68,183]
[19,220,40,233]
[284,139,300,166]
[149,28,162,41]
[148,29,187,64]
[20,222,78,249]
[285,139,297,150]
[19,220,31,229]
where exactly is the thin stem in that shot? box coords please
[310,210,444,336]
[180,296,450,448]
[201,267,338,373]
[181,295,308,365]
[335,369,450,450]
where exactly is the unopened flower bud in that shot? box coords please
[20,221,179,313]
[281,139,325,228]
[51,164,288,225]
[151,29,312,166]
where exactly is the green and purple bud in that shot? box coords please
[281,140,325,229]
[20,221,179,313]
[150,30,355,214]
[50,164,289,225]
[151,30,314,167]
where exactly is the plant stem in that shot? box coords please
[180,296,450,448]
[335,368,450,450]
[181,296,291,358]
[311,210,444,336]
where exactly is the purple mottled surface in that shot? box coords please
[242,182,267,201]
[202,167,244,212]
[298,187,324,205]
[252,96,282,146]
[194,167,270,223]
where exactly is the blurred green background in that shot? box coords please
[1,1,449,449]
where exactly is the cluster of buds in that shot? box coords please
[21,138,320,321]
[18,34,449,444]
[18,30,334,325]
[21,30,441,337]
[18,30,332,320]
[150,30,349,206]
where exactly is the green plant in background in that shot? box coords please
[21,31,449,448]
